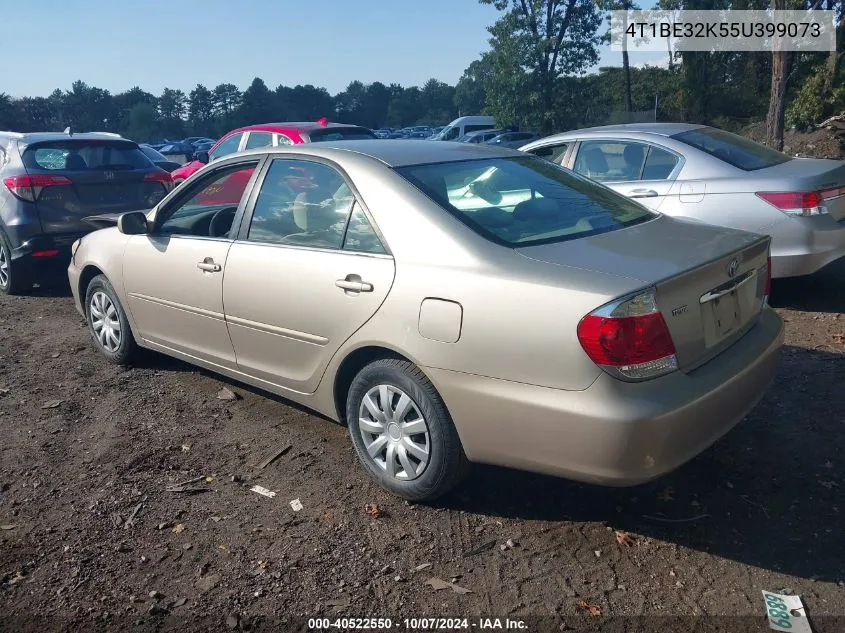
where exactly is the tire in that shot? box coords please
[0,231,31,296]
[84,274,137,364]
[347,358,469,502]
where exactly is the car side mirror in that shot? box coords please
[117,211,149,235]
[196,151,210,164]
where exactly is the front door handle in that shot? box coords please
[197,257,222,273]
[629,188,658,198]
[336,274,373,293]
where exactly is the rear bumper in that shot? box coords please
[770,215,845,278]
[427,308,784,486]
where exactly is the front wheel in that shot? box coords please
[85,274,137,364]
[347,359,469,501]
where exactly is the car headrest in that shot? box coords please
[65,154,87,170]
[583,148,608,174]
[512,197,561,222]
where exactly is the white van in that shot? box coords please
[433,116,496,141]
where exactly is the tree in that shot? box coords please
[188,84,215,134]
[212,83,242,132]
[455,59,492,115]
[480,0,604,132]
[126,102,157,141]
[157,88,186,138]
[239,77,276,126]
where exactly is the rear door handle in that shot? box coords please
[197,257,222,273]
[336,275,373,293]
[629,189,658,198]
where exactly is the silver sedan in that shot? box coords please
[520,123,845,278]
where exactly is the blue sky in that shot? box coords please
[2,0,668,98]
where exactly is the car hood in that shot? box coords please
[515,215,763,283]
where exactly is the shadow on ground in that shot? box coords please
[770,257,845,313]
[433,343,845,583]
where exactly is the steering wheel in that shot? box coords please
[208,206,238,238]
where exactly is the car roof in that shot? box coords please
[228,122,371,135]
[254,139,519,167]
[1,131,136,145]
[544,122,706,139]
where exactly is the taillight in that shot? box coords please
[145,171,173,192]
[577,289,678,382]
[756,191,827,216]
[3,174,72,202]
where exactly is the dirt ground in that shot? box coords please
[0,259,844,632]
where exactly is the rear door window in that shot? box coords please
[573,140,651,183]
[641,146,681,180]
[244,132,273,150]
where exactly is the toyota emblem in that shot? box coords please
[726,258,739,278]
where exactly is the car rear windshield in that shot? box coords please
[308,128,377,142]
[671,127,791,171]
[397,156,656,247]
[22,141,153,171]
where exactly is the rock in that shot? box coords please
[196,573,221,593]
[148,590,163,599]
[217,388,238,401]
[182,543,192,551]
[226,613,240,629]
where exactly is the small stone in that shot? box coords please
[380,565,393,575]
[149,590,162,600]
[217,387,238,401]
[226,613,240,629]
[499,544,508,551]
[594,550,601,558]
[505,539,516,548]
[182,543,192,551]
[157,523,170,531]
[675,581,684,588]
[394,575,404,582]
[669,570,675,577]
[172,597,187,608]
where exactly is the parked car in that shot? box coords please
[69,140,782,501]
[432,115,497,141]
[157,141,196,164]
[520,123,845,278]
[486,131,540,149]
[457,129,504,144]
[0,130,171,294]
[139,144,182,172]
[170,120,377,185]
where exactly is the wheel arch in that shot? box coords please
[332,345,434,425]
[78,264,105,314]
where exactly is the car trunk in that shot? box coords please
[517,216,770,371]
[748,158,845,221]
[22,140,169,235]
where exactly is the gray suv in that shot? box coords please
[0,131,172,294]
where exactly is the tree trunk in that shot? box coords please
[766,1,789,151]
[623,49,633,113]
[823,1,843,94]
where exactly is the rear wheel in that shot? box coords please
[0,232,31,295]
[347,359,469,501]
[85,274,137,364]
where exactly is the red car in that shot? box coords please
[170,119,377,185]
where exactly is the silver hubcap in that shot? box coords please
[358,384,430,481]
[89,291,122,352]
[0,245,8,287]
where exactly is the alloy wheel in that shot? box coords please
[0,244,8,288]
[357,384,430,480]
[89,291,122,352]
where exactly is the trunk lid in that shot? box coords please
[21,139,169,234]
[517,216,770,371]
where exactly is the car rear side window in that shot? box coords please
[672,127,791,171]
[397,156,655,247]
[246,159,355,250]
[245,132,273,150]
[23,141,152,171]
